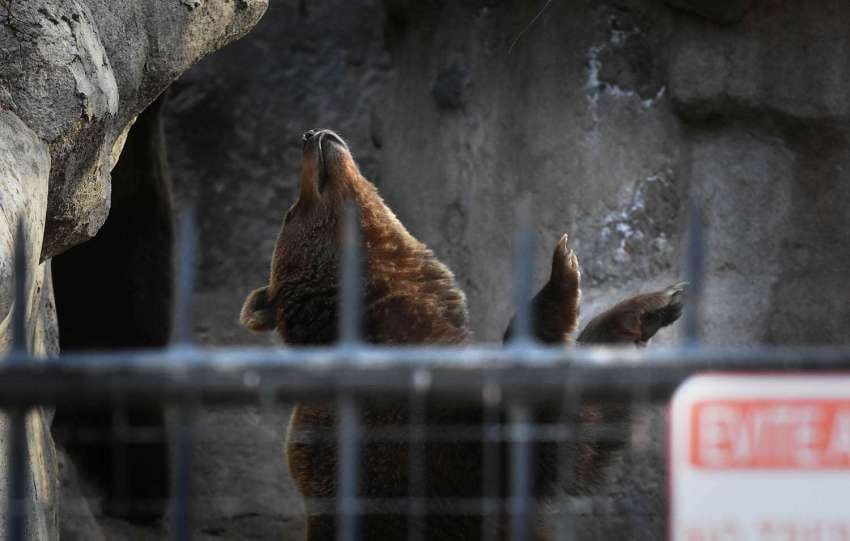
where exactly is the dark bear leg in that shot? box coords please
[577,283,685,346]
[304,514,335,541]
[571,282,686,486]
[504,233,581,343]
[503,236,685,496]
[502,235,583,533]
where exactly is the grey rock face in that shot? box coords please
[0,0,118,261]
[669,1,850,121]
[0,0,268,259]
[0,110,58,540]
[667,1,850,346]
[0,0,268,538]
[664,0,750,23]
[377,0,681,341]
[0,112,50,331]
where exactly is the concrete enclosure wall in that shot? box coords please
[4,0,849,539]
[157,0,850,539]
[168,0,850,350]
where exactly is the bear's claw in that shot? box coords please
[550,233,580,289]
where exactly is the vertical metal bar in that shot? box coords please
[509,403,532,541]
[171,209,197,541]
[408,369,428,541]
[10,222,26,355]
[508,198,535,540]
[683,196,704,346]
[509,197,536,345]
[337,394,360,541]
[628,346,651,535]
[172,207,197,348]
[339,203,362,346]
[481,381,501,541]
[554,376,580,541]
[6,413,26,541]
[112,404,130,518]
[338,202,362,541]
[7,220,29,541]
[171,406,194,541]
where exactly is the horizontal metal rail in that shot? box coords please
[1,344,849,406]
[4,190,847,541]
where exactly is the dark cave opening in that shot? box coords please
[50,95,175,524]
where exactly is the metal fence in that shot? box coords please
[4,200,850,541]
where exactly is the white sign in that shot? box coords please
[670,374,850,541]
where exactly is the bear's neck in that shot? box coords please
[358,198,471,345]
[278,260,470,346]
[278,281,339,345]
[278,187,471,346]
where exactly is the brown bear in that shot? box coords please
[242,129,478,539]
[241,129,683,539]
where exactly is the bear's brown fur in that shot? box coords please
[509,269,686,501]
[504,233,581,344]
[240,129,468,347]
[241,129,683,539]
[577,283,685,346]
[243,129,480,539]
[567,282,686,489]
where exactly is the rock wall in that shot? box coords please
[0,0,268,538]
[668,0,850,345]
[162,0,850,539]
[0,0,268,260]
[0,109,58,541]
[376,0,682,342]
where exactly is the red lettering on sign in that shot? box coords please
[690,400,850,469]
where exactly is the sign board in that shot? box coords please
[670,374,850,541]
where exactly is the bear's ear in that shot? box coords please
[240,286,277,333]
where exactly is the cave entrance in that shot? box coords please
[50,96,174,525]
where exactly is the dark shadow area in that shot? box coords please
[51,95,175,524]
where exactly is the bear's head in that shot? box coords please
[241,130,469,345]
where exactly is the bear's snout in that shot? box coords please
[300,129,354,195]
[302,129,347,150]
